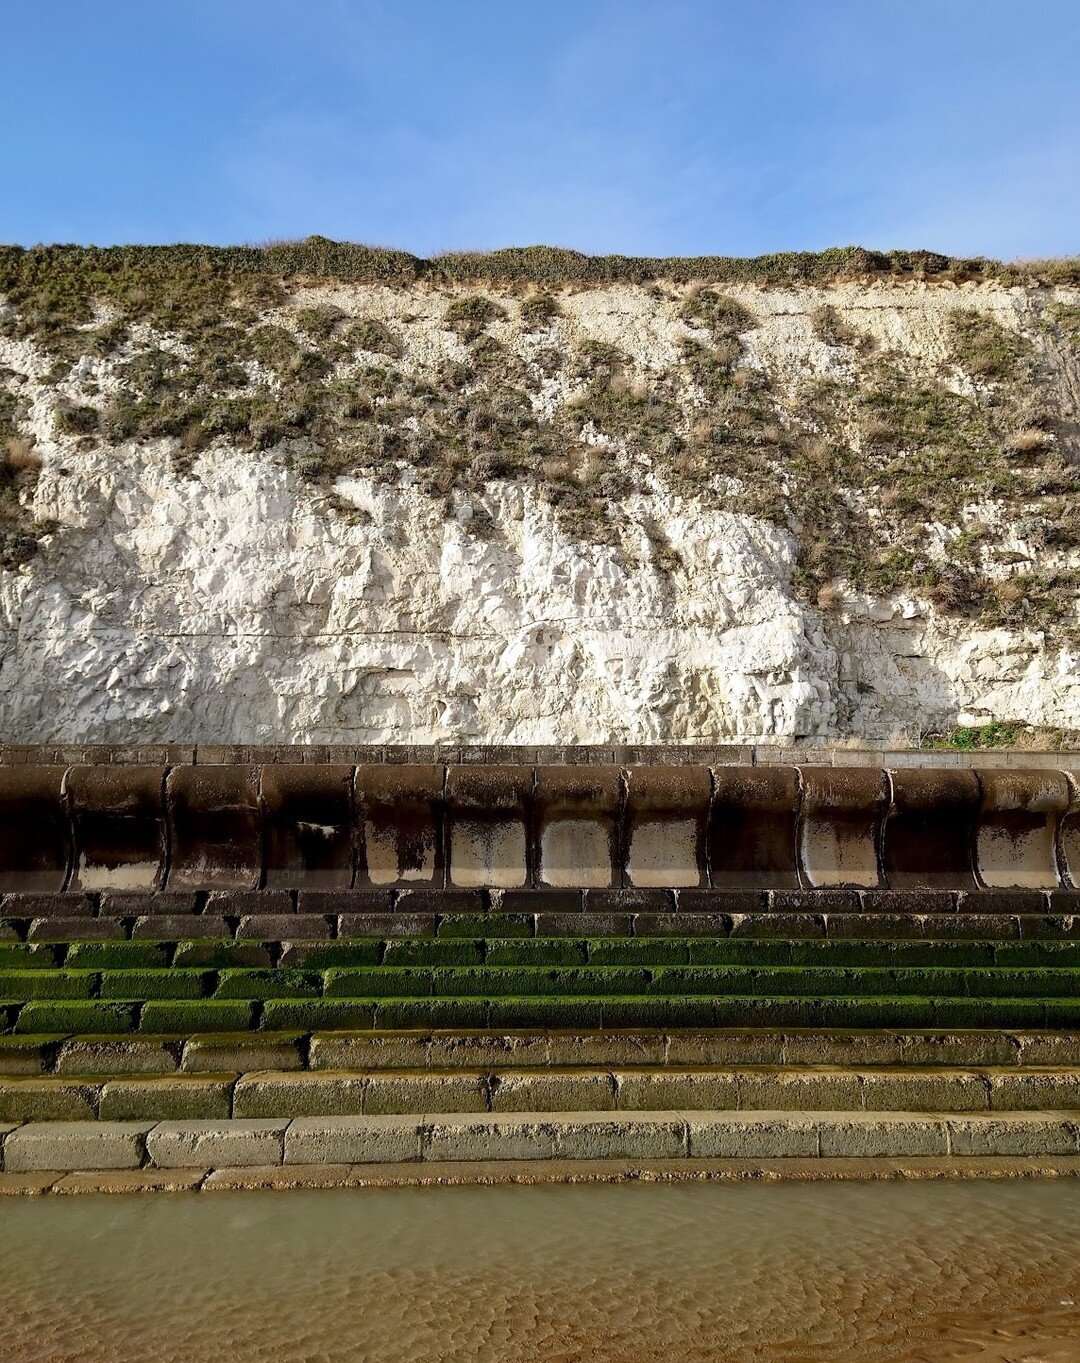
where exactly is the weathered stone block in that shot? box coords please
[614,1071,736,1112]
[285,1115,419,1164]
[818,1114,949,1157]
[423,1113,560,1161]
[0,1078,98,1121]
[234,1072,364,1118]
[147,1119,288,1168]
[99,1076,233,1121]
[364,1073,489,1115]
[181,1033,306,1074]
[947,1115,1079,1156]
[3,1120,152,1172]
[555,1113,687,1159]
[686,1114,820,1158]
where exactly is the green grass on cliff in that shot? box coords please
[1,238,1079,640]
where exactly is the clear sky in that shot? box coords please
[3,0,1078,258]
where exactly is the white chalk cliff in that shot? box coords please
[1,278,1078,743]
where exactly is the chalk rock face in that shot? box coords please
[0,275,1077,743]
[0,440,1073,744]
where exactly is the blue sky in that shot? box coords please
[2,0,1078,258]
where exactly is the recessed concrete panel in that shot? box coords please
[976,769,1070,889]
[260,765,354,889]
[355,765,443,887]
[66,766,166,892]
[165,766,261,891]
[883,769,980,889]
[447,767,532,889]
[710,766,799,890]
[0,766,72,893]
[536,767,620,889]
[625,766,711,888]
[799,768,888,889]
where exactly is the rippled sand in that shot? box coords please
[2,1180,1080,1362]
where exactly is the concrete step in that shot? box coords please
[6,902,1080,946]
[4,1109,1080,1174]
[9,1028,1080,1077]
[5,1065,1080,1121]
[9,995,1080,1035]
[5,962,1080,1002]
[11,936,1080,968]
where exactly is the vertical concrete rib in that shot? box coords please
[1058,773,1080,890]
[446,766,532,889]
[259,765,355,889]
[355,765,445,888]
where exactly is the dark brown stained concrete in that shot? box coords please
[0,760,1076,894]
[884,770,980,890]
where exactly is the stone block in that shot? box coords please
[859,1071,989,1112]
[545,1032,667,1067]
[555,1113,687,1159]
[947,1115,1079,1156]
[364,1073,489,1115]
[687,1115,820,1158]
[15,1001,136,1034]
[308,1032,430,1070]
[132,915,230,939]
[490,1071,615,1112]
[233,1072,364,1118]
[139,1001,254,1034]
[29,917,125,941]
[99,1076,233,1121]
[285,1115,420,1164]
[614,1070,737,1111]
[3,1121,152,1172]
[0,1078,98,1121]
[987,1072,1080,1111]
[238,915,330,940]
[818,1114,949,1157]
[0,1036,63,1076]
[423,1113,560,1161]
[665,1030,786,1066]
[55,1036,183,1075]
[181,1033,306,1074]
[147,1119,288,1168]
[737,1071,864,1111]
[53,1168,207,1194]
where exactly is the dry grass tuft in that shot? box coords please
[3,436,40,472]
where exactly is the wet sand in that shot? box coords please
[2,1179,1079,1362]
